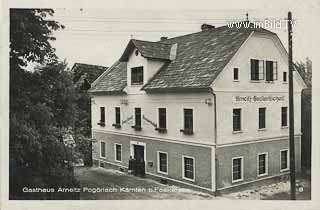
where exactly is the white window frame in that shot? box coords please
[114,143,122,163]
[257,152,268,177]
[233,67,240,82]
[232,156,244,183]
[232,107,243,133]
[280,149,290,172]
[249,58,264,82]
[281,106,289,128]
[157,151,168,175]
[133,107,142,127]
[265,59,278,83]
[258,107,267,131]
[182,107,195,132]
[100,141,107,158]
[182,155,195,182]
[157,107,168,130]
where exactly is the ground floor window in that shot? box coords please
[280,149,289,171]
[114,144,122,162]
[100,141,106,158]
[257,153,268,176]
[232,156,243,182]
[157,151,168,174]
[182,156,195,181]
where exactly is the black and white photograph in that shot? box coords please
[1,0,319,209]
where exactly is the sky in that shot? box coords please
[45,4,318,69]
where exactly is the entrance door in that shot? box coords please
[133,145,145,162]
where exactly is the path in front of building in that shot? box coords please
[74,167,311,200]
[74,167,216,200]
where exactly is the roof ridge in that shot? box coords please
[132,39,172,45]
[158,25,228,43]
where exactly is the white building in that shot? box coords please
[89,23,306,193]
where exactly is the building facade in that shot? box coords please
[89,24,306,193]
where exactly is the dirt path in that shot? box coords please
[74,167,311,200]
[74,167,216,200]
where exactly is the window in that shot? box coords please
[132,108,142,130]
[156,108,167,132]
[251,59,264,81]
[281,107,288,127]
[114,144,122,162]
[131,66,144,85]
[258,107,266,129]
[112,107,121,128]
[280,149,289,171]
[100,141,106,158]
[233,108,241,132]
[258,153,268,176]
[232,157,243,182]
[283,72,287,82]
[98,107,105,126]
[233,68,239,81]
[266,60,278,81]
[180,108,193,134]
[157,151,168,174]
[182,156,195,181]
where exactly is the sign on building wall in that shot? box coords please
[233,95,287,103]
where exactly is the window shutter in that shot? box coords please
[273,61,278,80]
[259,60,264,80]
[250,59,255,80]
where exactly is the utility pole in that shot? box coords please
[288,11,296,200]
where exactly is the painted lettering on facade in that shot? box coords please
[233,95,286,103]
[122,115,133,125]
[142,115,157,128]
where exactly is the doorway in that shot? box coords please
[134,145,145,162]
[130,143,146,177]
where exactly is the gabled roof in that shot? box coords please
[90,23,277,93]
[72,63,107,84]
[119,39,173,61]
[89,61,127,94]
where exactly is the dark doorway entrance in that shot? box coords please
[133,145,145,162]
[133,144,145,177]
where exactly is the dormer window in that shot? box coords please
[135,50,139,56]
[131,66,144,85]
[250,59,264,81]
[266,60,278,82]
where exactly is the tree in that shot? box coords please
[10,9,79,199]
[295,58,312,172]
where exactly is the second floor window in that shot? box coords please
[251,59,264,81]
[115,107,121,124]
[281,107,288,127]
[158,108,167,129]
[99,107,105,126]
[184,109,193,131]
[266,60,278,81]
[112,107,121,128]
[233,108,241,132]
[134,108,141,128]
[258,107,266,129]
[131,66,144,85]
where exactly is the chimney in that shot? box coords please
[160,36,168,41]
[201,24,215,31]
